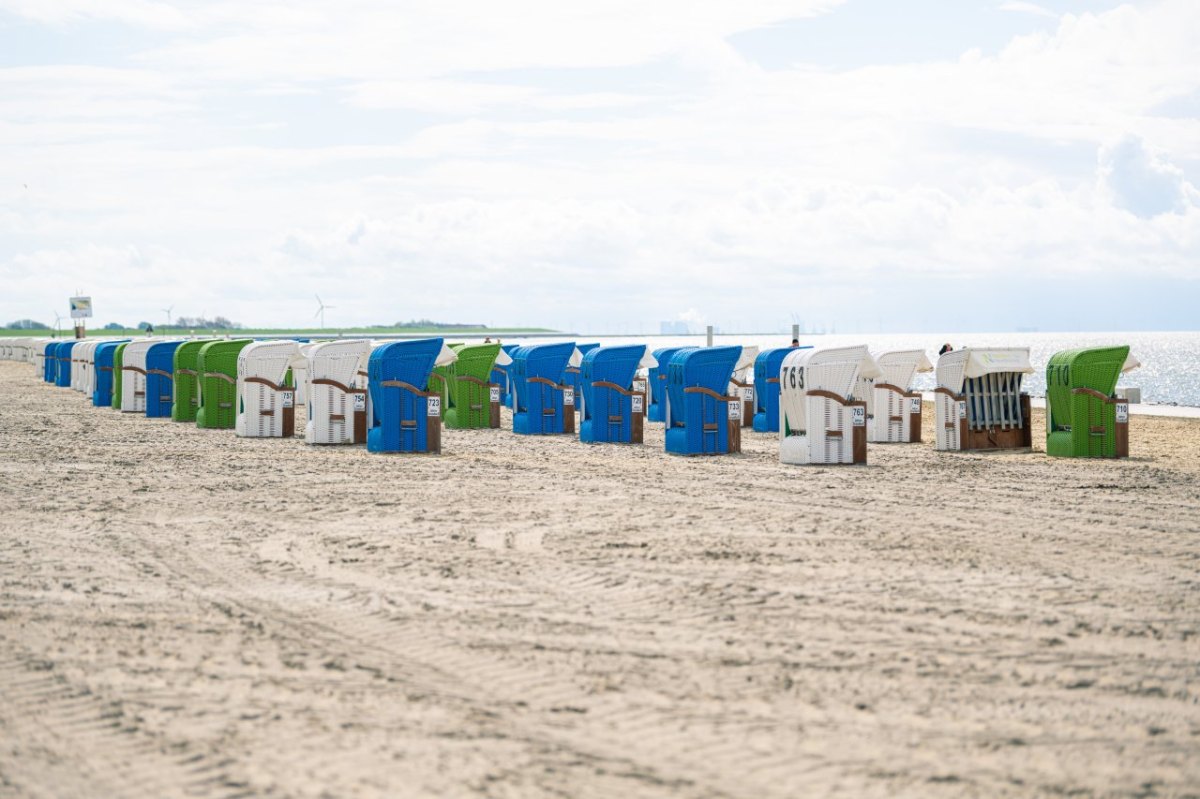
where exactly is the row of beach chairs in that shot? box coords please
[2,336,1137,461]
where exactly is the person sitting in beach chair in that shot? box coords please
[579,345,650,444]
[779,345,876,465]
[510,342,578,436]
[236,340,301,438]
[1045,345,1139,458]
[934,347,1033,452]
[367,338,456,453]
[306,339,371,445]
[664,346,743,456]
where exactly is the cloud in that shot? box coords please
[1098,135,1196,218]
[997,2,1056,20]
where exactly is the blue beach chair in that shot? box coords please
[367,338,446,454]
[145,340,184,418]
[92,341,129,407]
[664,347,742,456]
[53,341,76,387]
[563,343,598,414]
[510,342,576,435]
[579,345,647,444]
[43,341,61,383]
[752,347,810,433]
[647,347,686,423]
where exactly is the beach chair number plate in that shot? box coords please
[1116,403,1128,423]
[728,401,741,421]
[427,396,441,416]
[632,395,644,414]
[741,387,754,402]
[633,380,646,394]
[957,401,967,419]
[490,386,500,403]
[909,397,922,414]
[281,391,294,408]
[563,388,574,406]
[353,394,366,411]
[852,406,865,426]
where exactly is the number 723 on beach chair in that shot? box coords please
[367,338,458,453]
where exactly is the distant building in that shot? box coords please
[660,320,690,335]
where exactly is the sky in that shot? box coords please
[0,0,1197,334]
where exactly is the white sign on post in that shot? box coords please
[352,393,366,411]
[852,406,866,426]
[69,296,93,319]
[631,395,644,414]
[728,400,741,421]
[281,391,294,408]
[909,397,922,415]
[489,386,500,403]
[1115,403,1129,423]
[563,387,574,407]
[957,401,967,419]
[741,386,754,403]
[427,395,441,416]
[632,379,646,394]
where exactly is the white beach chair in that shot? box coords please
[728,346,759,428]
[305,339,372,445]
[934,348,1034,452]
[235,340,301,438]
[858,349,933,443]
[779,345,878,465]
[73,340,98,395]
[120,340,160,412]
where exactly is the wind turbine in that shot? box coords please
[314,294,335,329]
[162,305,173,329]
[52,310,63,337]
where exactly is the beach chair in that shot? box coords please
[236,340,301,438]
[779,346,876,465]
[647,347,686,423]
[292,342,320,407]
[70,340,92,392]
[437,343,508,430]
[579,345,649,444]
[728,346,759,428]
[171,340,210,422]
[40,341,59,382]
[664,347,743,456]
[144,341,184,418]
[196,339,253,429]
[563,343,598,414]
[751,348,808,433]
[92,341,127,407]
[110,343,129,408]
[490,344,519,408]
[52,341,76,388]
[306,339,371,445]
[934,348,1033,452]
[119,340,161,413]
[367,338,455,453]
[510,342,577,436]
[859,349,933,443]
[1045,346,1138,458]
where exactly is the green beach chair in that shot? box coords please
[1046,346,1135,458]
[171,340,210,422]
[196,339,253,429]
[436,342,503,429]
[110,342,129,409]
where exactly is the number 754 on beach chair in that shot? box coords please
[306,339,372,445]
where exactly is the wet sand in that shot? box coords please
[1,360,1198,798]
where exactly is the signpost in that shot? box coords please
[69,296,92,339]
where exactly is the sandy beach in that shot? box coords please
[1,359,1198,799]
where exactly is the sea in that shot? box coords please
[494,331,1200,409]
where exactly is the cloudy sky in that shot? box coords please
[1,0,1197,333]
